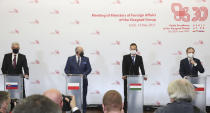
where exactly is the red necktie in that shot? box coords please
[13,55,16,68]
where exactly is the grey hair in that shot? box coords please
[11,42,20,48]
[0,91,10,108]
[168,79,195,101]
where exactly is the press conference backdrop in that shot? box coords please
[0,0,209,106]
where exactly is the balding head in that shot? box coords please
[75,46,84,57]
[43,89,63,108]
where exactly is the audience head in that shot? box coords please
[168,79,195,102]
[103,90,123,113]
[12,95,62,113]
[43,89,63,108]
[0,91,10,113]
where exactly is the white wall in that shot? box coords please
[0,0,209,105]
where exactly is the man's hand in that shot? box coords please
[122,76,127,80]
[184,76,188,79]
[70,95,77,108]
[24,75,29,79]
[190,59,196,65]
[143,76,147,81]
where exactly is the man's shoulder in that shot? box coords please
[155,106,168,113]
[18,53,26,57]
[4,53,12,56]
[123,54,130,58]
[68,55,76,59]
[181,58,188,62]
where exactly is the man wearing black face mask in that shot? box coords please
[1,42,29,97]
[64,46,92,113]
[122,43,146,113]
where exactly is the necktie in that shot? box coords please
[132,56,135,64]
[189,62,193,70]
[13,55,16,68]
[77,57,80,66]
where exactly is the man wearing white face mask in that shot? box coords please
[179,47,204,78]
[122,43,145,113]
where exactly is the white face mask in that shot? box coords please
[130,50,137,55]
[187,53,194,58]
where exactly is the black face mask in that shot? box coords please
[12,49,19,54]
[80,51,84,57]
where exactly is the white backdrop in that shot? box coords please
[0,0,209,106]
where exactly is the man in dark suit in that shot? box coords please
[179,47,204,78]
[122,43,145,113]
[1,42,29,77]
[64,46,92,113]
[1,42,29,97]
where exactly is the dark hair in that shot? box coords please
[103,90,122,112]
[0,91,9,108]
[130,43,138,51]
[186,47,195,53]
[12,95,61,113]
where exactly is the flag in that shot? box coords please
[6,82,18,89]
[193,84,205,92]
[129,83,142,90]
[68,83,80,90]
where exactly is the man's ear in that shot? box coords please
[102,104,105,112]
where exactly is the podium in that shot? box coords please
[186,76,206,112]
[2,74,24,99]
[66,74,83,112]
[126,75,144,113]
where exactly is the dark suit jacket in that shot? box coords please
[179,58,204,78]
[154,100,205,113]
[122,54,145,75]
[1,53,29,75]
[64,55,92,77]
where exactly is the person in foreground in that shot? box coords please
[43,89,81,113]
[12,95,61,113]
[154,79,205,113]
[0,91,11,113]
[103,90,124,113]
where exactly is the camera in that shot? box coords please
[62,95,72,111]
[10,98,20,111]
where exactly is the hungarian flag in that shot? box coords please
[129,83,142,90]
[68,83,80,90]
[6,82,18,89]
[193,84,205,92]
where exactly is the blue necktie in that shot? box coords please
[78,57,80,66]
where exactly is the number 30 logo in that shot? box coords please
[171,3,208,22]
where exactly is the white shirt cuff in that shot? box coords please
[194,63,197,66]
[72,107,79,112]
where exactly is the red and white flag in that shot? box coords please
[193,84,205,92]
[68,83,80,90]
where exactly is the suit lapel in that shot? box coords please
[185,58,191,70]
[16,54,20,67]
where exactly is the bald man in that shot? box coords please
[44,89,81,113]
[64,46,92,113]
